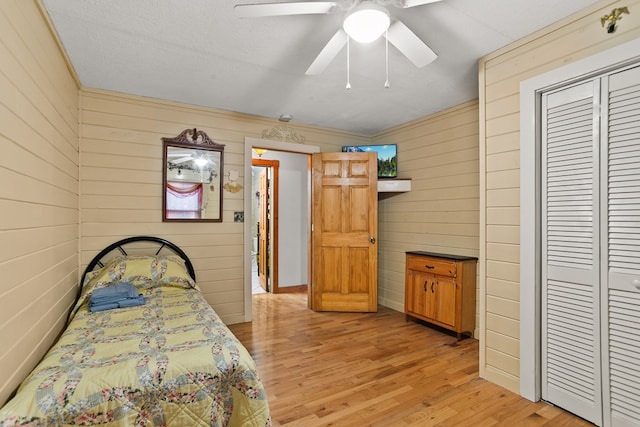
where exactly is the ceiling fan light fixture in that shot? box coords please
[343,3,390,43]
[194,156,208,167]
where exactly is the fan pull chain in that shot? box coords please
[384,30,390,88]
[346,36,351,90]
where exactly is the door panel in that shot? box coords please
[541,80,602,425]
[349,187,369,231]
[349,247,370,293]
[258,168,268,292]
[321,247,342,293]
[604,65,640,427]
[311,152,378,312]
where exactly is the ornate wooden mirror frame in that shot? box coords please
[162,128,225,222]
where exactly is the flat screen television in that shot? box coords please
[341,144,397,178]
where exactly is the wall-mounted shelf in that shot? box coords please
[378,179,411,199]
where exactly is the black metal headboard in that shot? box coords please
[80,236,196,288]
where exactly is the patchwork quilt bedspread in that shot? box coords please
[0,256,270,427]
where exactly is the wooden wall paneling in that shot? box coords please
[486,133,520,155]
[0,3,77,131]
[486,170,519,190]
[0,241,76,294]
[486,330,519,357]
[0,226,77,265]
[485,240,520,262]
[486,277,520,300]
[0,0,80,406]
[373,101,480,325]
[486,347,519,376]
[486,294,519,320]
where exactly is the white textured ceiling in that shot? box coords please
[42,0,602,135]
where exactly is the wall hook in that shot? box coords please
[601,7,630,33]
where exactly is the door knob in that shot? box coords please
[632,279,640,290]
[370,237,376,244]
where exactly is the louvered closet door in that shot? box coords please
[602,65,640,427]
[542,80,603,425]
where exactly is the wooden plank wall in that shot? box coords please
[79,88,368,325]
[479,0,640,392]
[0,0,80,405]
[372,101,480,335]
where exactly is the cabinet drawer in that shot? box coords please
[407,256,456,277]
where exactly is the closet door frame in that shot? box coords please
[520,37,640,402]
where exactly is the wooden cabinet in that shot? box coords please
[405,251,477,337]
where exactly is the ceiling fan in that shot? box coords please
[168,151,215,168]
[234,0,441,75]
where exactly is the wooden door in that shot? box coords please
[310,152,378,312]
[258,168,269,292]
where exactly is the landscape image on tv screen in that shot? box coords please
[341,144,397,178]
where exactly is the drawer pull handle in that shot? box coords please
[431,282,435,293]
[425,265,435,269]
[423,281,427,292]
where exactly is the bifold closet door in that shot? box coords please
[541,80,603,425]
[602,65,640,427]
[541,64,640,427]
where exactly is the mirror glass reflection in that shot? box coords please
[162,129,224,222]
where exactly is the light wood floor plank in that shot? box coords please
[229,292,594,426]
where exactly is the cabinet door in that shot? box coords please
[407,269,431,317]
[428,276,456,327]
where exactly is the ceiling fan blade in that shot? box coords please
[305,29,348,75]
[385,21,437,68]
[401,0,443,7]
[234,2,337,18]
[173,157,193,164]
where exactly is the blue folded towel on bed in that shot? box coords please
[89,283,145,312]
[90,283,138,304]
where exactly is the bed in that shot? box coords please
[0,236,270,427]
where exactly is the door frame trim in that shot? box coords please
[243,137,320,321]
[519,37,640,401]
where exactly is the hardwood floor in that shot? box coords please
[229,292,594,427]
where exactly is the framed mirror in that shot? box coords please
[162,128,224,222]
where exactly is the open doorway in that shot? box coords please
[243,137,320,322]
[251,158,279,294]
[250,150,309,295]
